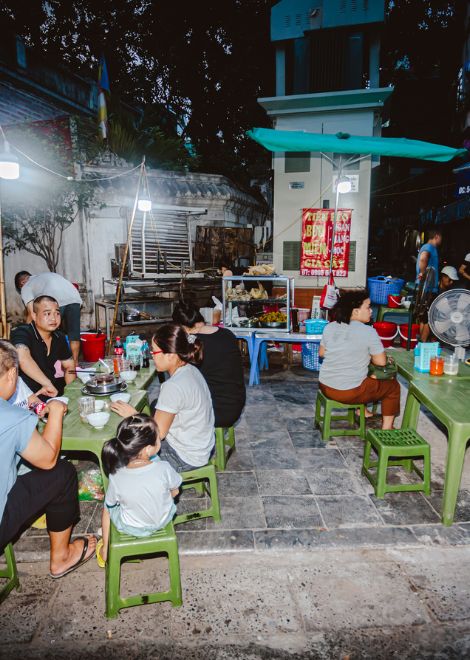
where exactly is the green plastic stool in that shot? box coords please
[314,390,366,441]
[362,428,431,498]
[0,543,20,604]
[174,464,221,525]
[211,427,236,471]
[105,520,182,618]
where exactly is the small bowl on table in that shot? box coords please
[120,370,137,383]
[110,392,131,404]
[87,412,110,430]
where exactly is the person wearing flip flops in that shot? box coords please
[0,340,97,578]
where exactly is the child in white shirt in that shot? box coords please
[98,414,182,564]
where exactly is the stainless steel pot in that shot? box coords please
[84,374,125,395]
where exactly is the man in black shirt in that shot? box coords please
[11,296,76,399]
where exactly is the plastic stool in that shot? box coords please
[174,464,221,525]
[0,543,19,604]
[105,520,182,618]
[314,390,366,441]
[362,428,431,498]
[211,427,236,471]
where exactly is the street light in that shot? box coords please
[0,142,20,180]
[336,175,352,194]
[137,196,152,212]
[0,129,20,338]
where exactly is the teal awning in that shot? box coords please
[247,128,467,163]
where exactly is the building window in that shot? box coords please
[285,152,310,173]
[283,241,301,270]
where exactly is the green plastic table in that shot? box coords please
[401,377,470,526]
[60,380,151,488]
[387,348,470,381]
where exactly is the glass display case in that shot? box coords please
[222,276,295,332]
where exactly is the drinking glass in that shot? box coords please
[444,355,459,375]
[78,396,95,422]
[129,354,141,371]
[429,356,444,376]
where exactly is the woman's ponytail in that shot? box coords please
[152,324,204,366]
[184,332,203,365]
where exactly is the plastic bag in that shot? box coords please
[78,465,104,501]
[320,274,338,310]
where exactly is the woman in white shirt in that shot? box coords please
[111,324,215,471]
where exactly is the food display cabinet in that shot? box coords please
[222,276,295,332]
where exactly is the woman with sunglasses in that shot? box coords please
[110,324,215,472]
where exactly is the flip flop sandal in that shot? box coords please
[49,535,96,579]
[96,539,106,568]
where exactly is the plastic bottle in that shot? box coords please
[114,336,124,356]
[142,341,150,369]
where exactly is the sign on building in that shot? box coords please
[300,208,351,277]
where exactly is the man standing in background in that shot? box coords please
[458,252,470,288]
[14,271,82,364]
[416,229,442,341]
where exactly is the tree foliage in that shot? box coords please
[381,0,466,143]
[0,1,274,185]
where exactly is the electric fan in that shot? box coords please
[428,288,470,358]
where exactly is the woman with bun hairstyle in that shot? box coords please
[172,300,245,428]
[98,414,182,565]
[319,289,400,430]
[111,324,215,472]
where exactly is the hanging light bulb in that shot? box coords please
[0,140,20,180]
[137,195,152,212]
[336,176,352,194]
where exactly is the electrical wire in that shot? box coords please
[4,129,143,182]
[374,181,454,197]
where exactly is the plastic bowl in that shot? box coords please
[46,396,69,405]
[76,369,95,384]
[87,412,110,429]
[120,370,137,383]
[93,400,105,411]
[110,392,131,403]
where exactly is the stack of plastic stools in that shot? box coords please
[0,543,19,604]
[105,520,182,618]
[211,427,236,471]
[314,390,366,441]
[362,428,431,498]
[174,464,221,525]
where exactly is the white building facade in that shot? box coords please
[259,0,392,296]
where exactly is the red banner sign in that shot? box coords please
[300,208,351,277]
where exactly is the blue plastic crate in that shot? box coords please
[302,343,321,371]
[367,277,405,305]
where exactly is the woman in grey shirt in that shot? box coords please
[319,289,400,430]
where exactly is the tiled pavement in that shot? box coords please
[15,364,470,561]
